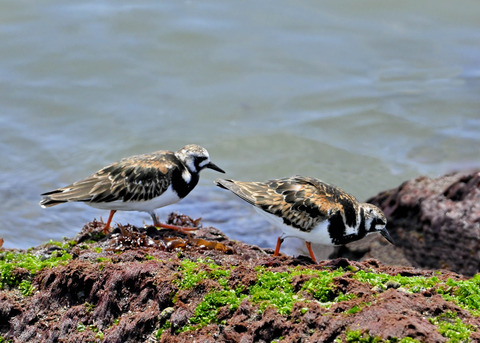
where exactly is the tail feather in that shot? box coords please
[214,178,234,190]
[40,189,63,196]
[39,184,93,208]
[214,178,258,205]
[39,196,67,208]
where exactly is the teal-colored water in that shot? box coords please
[1,1,479,252]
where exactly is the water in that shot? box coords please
[1,1,479,254]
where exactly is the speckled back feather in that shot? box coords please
[40,151,179,206]
[215,176,360,232]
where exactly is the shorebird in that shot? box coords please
[40,144,225,233]
[215,175,394,263]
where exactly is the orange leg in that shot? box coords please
[102,210,116,234]
[150,212,199,235]
[156,222,199,234]
[274,236,284,256]
[305,241,317,263]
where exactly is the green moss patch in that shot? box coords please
[250,268,295,315]
[174,259,231,290]
[171,260,353,334]
[353,270,440,293]
[429,311,476,342]
[250,266,349,315]
[343,329,420,342]
[298,268,348,303]
[0,243,72,294]
[188,288,246,329]
[438,275,480,316]
[166,258,480,341]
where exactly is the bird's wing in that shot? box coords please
[216,176,356,231]
[41,152,178,205]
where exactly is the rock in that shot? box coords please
[1,207,480,342]
[170,307,192,332]
[333,169,480,276]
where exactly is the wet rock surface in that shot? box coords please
[1,212,480,342]
[332,169,480,276]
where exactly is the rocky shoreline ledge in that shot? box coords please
[1,170,479,342]
[333,169,480,276]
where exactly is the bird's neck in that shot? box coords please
[172,168,200,198]
[328,207,367,245]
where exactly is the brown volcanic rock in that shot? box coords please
[158,258,472,343]
[0,214,479,342]
[333,169,480,276]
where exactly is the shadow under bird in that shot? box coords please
[215,175,394,263]
[40,144,225,233]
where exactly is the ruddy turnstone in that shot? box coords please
[215,176,394,263]
[40,144,225,233]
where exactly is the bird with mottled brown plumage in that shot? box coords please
[215,175,394,263]
[40,144,224,233]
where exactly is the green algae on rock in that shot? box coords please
[0,240,73,294]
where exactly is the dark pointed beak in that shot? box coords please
[205,162,225,173]
[380,228,395,245]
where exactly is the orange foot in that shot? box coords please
[155,222,199,235]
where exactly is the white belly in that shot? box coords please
[87,186,181,213]
[254,207,334,246]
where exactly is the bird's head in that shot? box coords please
[362,203,394,245]
[175,144,225,174]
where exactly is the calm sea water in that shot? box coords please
[1,1,479,254]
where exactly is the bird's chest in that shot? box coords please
[257,209,337,246]
[305,214,366,246]
[324,212,366,245]
[171,169,199,198]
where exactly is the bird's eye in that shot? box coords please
[196,156,210,168]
